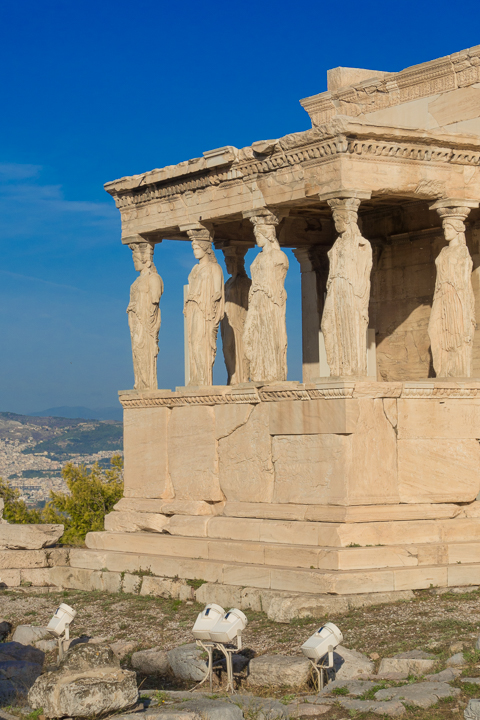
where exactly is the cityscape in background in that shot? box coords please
[0,411,123,505]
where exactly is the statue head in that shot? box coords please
[192,239,216,262]
[251,214,280,250]
[328,198,361,236]
[436,207,470,246]
[130,242,155,272]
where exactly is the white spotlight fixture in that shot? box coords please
[192,603,225,640]
[192,606,248,693]
[47,603,77,662]
[301,622,343,690]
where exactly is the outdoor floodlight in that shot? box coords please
[301,621,343,661]
[47,603,77,663]
[301,622,343,691]
[209,608,248,644]
[192,607,248,693]
[192,603,225,640]
[47,603,77,637]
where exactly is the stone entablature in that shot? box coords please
[300,45,480,126]
[118,380,480,408]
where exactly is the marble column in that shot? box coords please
[428,198,479,378]
[182,225,225,386]
[220,242,252,385]
[126,237,163,391]
[242,209,289,382]
[319,190,372,377]
[292,247,321,382]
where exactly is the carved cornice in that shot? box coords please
[110,129,480,213]
[119,381,480,407]
[300,45,480,126]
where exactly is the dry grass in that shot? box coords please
[2,586,480,718]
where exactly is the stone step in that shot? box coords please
[84,531,480,569]
[101,512,480,547]
[70,545,480,595]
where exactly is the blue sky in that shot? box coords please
[0,0,478,414]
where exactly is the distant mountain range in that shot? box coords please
[29,406,123,422]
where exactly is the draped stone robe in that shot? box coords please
[244,248,289,382]
[428,242,475,377]
[184,261,224,386]
[127,270,163,390]
[221,273,251,384]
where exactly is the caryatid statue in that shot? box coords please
[184,228,225,386]
[221,244,252,385]
[428,199,479,378]
[243,211,289,382]
[127,241,163,390]
[321,195,372,376]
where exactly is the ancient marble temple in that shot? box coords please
[79,46,480,601]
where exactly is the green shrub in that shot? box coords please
[0,455,123,546]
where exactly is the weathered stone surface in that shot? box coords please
[375,681,460,708]
[28,643,138,718]
[334,646,374,680]
[337,697,406,716]
[175,699,242,720]
[228,695,288,719]
[168,406,222,501]
[461,677,480,685]
[123,406,170,499]
[465,698,480,719]
[446,652,465,666]
[320,678,376,696]
[398,439,480,503]
[0,642,44,705]
[166,644,208,683]
[110,641,136,659]
[247,654,311,688]
[12,626,51,646]
[0,524,63,550]
[0,620,12,641]
[378,650,436,675]
[272,433,348,505]
[426,667,461,681]
[104,510,169,533]
[218,403,274,503]
[0,550,49,569]
[285,702,332,717]
[131,647,170,675]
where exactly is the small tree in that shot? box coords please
[0,455,123,546]
[44,455,124,546]
[0,479,42,523]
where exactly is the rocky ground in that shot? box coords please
[3,585,480,718]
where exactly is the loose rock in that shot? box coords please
[167,644,208,683]
[110,640,136,659]
[465,698,480,719]
[0,524,63,550]
[12,626,51,646]
[132,647,170,675]
[375,681,460,709]
[333,646,374,680]
[28,643,138,717]
[447,652,465,666]
[247,654,311,688]
[378,650,436,676]
[173,699,242,720]
[337,698,405,717]
[320,678,377,697]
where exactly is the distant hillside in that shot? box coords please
[0,412,123,460]
[30,406,123,421]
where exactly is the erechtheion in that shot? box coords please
[81,46,480,600]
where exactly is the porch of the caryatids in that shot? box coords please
[242,209,289,382]
[428,198,480,378]
[126,236,163,391]
[219,242,252,385]
[319,190,372,377]
[183,224,225,386]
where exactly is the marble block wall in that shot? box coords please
[120,384,480,509]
